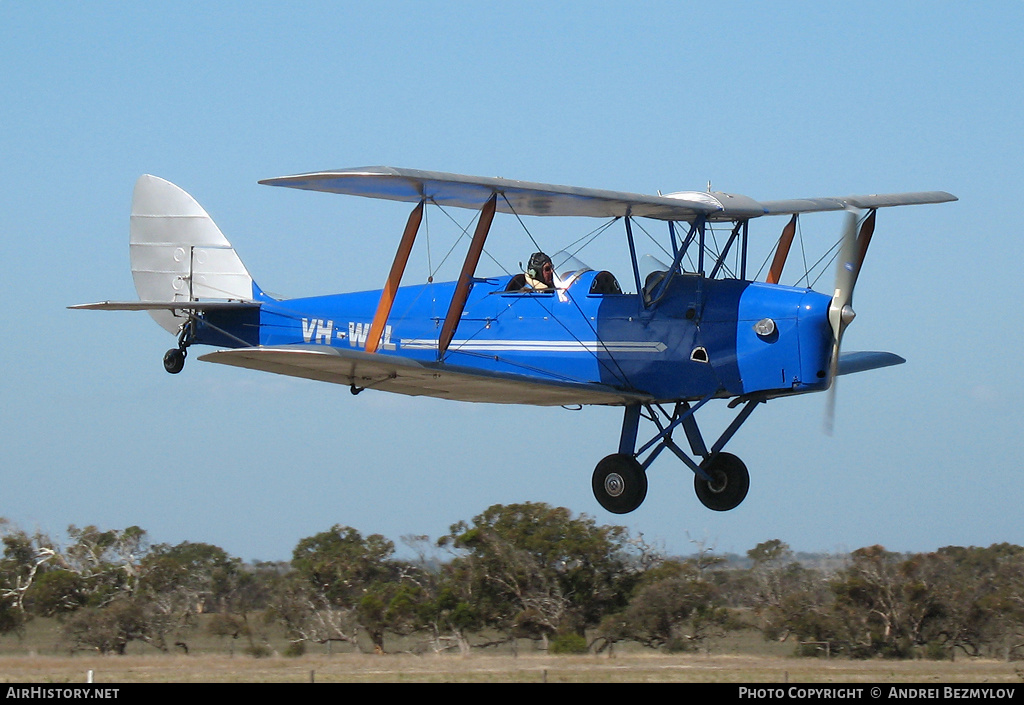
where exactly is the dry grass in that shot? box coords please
[1,652,1022,683]
[3,619,1022,683]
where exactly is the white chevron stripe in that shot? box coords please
[400,339,666,354]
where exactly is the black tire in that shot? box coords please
[592,454,647,514]
[694,452,749,511]
[163,348,186,374]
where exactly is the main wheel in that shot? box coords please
[592,454,647,514]
[694,452,749,511]
[163,348,186,374]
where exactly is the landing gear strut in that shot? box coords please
[590,397,761,513]
[163,318,197,374]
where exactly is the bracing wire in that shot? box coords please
[751,217,842,290]
[450,289,638,390]
[560,218,620,262]
[500,194,543,253]
[798,219,810,287]
[431,201,511,277]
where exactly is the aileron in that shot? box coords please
[761,191,956,215]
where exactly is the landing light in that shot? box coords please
[754,318,776,337]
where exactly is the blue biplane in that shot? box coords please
[73,168,955,513]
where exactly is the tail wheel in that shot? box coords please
[694,452,749,511]
[592,454,647,514]
[164,318,195,374]
[163,347,186,374]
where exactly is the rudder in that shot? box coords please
[130,175,257,333]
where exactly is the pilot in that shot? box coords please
[524,251,555,291]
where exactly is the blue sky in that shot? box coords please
[2,2,1022,563]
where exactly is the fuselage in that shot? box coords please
[195,267,834,403]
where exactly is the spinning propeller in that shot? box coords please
[825,208,876,433]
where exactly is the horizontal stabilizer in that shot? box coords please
[70,300,261,312]
[837,351,906,376]
[198,345,654,407]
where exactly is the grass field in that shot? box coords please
[2,617,1022,683]
[1,652,1023,683]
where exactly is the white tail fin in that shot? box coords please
[130,175,256,333]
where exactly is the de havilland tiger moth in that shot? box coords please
[73,167,956,514]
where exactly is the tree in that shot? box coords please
[0,519,61,631]
[923,544,1024,660]
[407,544,489,654]
[269,576,360,653]
[23,570,87,617]
[356,577,425,651]
[827,545,944,658]
[741,540,832,644]
[291,525,395,602]
[135,541,255,652]
[439,503,639,648]
[62,599,151,655]
[599,557,731,652]
[141,542,239,612]
[206,561,284,656]
[282,525,400,652]
[59,525,149,608]
[2,523,195,655]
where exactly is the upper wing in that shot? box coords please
[260,166,955,222]
[760,191,957,215]
[198,344,654,407]
[259,166,766,221]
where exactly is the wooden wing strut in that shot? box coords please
[438,193,497,359]
[854,209,877,273]
[365,200,424,353]
[766,214,798,285]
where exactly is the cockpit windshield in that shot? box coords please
[640,254,670,282]
[551,251,592,288]
[640,255,672,302]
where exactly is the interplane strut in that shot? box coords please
[365,200,424,354]
[438,193,498,359]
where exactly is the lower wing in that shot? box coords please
[198,345,654,407]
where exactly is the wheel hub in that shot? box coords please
[707,470,728,494]
[603,472,625,497]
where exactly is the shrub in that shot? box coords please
[549,632,588,654]
[245,644,272,658]
[284,640,306,657]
